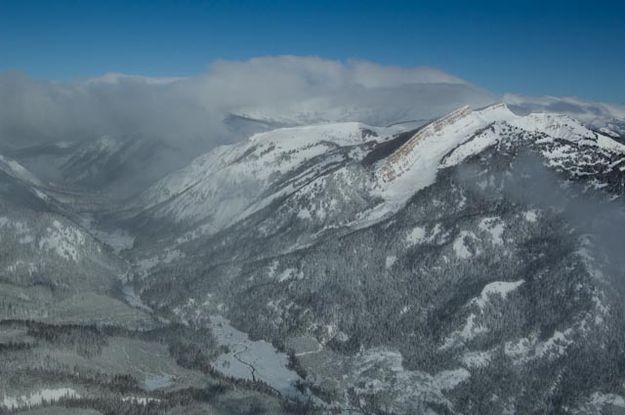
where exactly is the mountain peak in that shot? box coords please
[376,105,473,183]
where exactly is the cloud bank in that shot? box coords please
[0,56,495,152]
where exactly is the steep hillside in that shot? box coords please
[121,104,625,414]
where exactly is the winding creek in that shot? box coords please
[208,315,303,398]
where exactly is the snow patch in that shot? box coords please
[504,328,574,363]
[276,267,303,282]
[584,392,625,411]
[385,255,397,269]
[432,368,471,391]
[524,210,538,223]
[473,280,525,309]
[121,396,161,405]
[38,220,86,262]
[453,231,478,259]
[478,217,505,245]
[462,350,492,368]
[2,388,80,409]
[405,226,426,245]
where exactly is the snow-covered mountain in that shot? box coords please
[0,152,155,326]
[132,103,625,239]
[3,97,625,414]
[505,94,625,139]
[118,103,625,414]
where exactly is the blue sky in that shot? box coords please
[1,0,623,102]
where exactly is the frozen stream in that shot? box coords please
[119,280,304,398]
[208,316,303,398]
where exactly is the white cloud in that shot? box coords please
[0,56,494,151]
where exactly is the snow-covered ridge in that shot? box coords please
[375,103,521,184]
[509,113,596,142]
[135,102,625,243]
[0,154,43,186]
[376,105,473,182]
[441,108,625,172]
[504,93,625,135]
[0,153,55,205]
[136,122,390,233]
[366,104,517,219]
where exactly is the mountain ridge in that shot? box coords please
[2,101,625,414]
